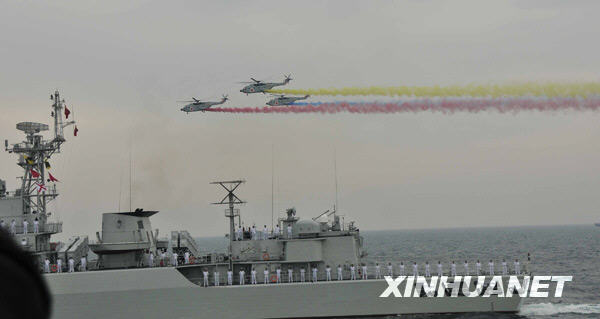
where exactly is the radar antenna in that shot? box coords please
[4,90,76,218]
[211,180,246,270]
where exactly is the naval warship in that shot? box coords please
[1,92,525,318]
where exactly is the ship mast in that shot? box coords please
[4,90,76,216]
[211,180,245,270]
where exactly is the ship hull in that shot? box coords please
[46,268,522,319]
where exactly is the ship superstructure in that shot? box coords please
[0,91,87,268]
[176,180,364,284]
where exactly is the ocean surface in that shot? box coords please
[195,225,600,318]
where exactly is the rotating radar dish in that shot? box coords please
[16,122,49,134]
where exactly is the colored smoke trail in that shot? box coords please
[269,82,600,98]
[206,97,600,114]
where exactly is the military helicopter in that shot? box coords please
[266,94,310,106]
[239,74,292,94]
[179,95,228,113]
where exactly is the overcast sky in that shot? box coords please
[1,1,599,240]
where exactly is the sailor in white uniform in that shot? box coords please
[274,225,280,239]
[33,218,39,233]
[148,252,154,267]
[425,262,430,277]
[287,225,293,239]
[239,269,245,285]
[451,261,457,277]
[337,265,343,280]
[251,226,257,240]
[263,268,270,283]
[375,263,381,279]
[361,264,368,280]
[172,252,178,266]
[203,269,209,287]
[502,259,508,275]
[300,267,306,282]
[276,267,281,283]
[10,220,16,235]
[251,268,257,284]
[68,257,75,273]
[399,262,405,276]
[263,268,270,284]
[288,268,294,283]
[184,251,190,264]
[350,264,356,280]
[326,265,331,281]
[227,269,233,285]
[488,260,494,276]
[437,261,443,277]
[236,226,242,241]
[476,260,481,275]
[44,258,50,273]
[57,258,62,273]
[160,250,166,266]
[387,262,393,277]
[464,260,469,276]
[262,225,268,240]
[412,262,418,277]
[80,256,87,271]
[23,219,28,234]
[214,270,220,286]
[312,266,318,282]
[514,259,520,275]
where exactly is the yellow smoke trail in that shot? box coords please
[269,82,600,98]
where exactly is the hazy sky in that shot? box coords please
[1,1,599,240]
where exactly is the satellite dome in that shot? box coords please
[296,219,320,235]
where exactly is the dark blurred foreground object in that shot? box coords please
[0,228,51,319]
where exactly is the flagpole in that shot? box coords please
[129,138,132,212]
[271,144,274,231]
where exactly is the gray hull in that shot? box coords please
[46,268,522,319]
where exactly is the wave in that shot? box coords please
[520,303,600,316]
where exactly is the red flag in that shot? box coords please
[65,106,71,119]
[48,173,59,182]
[30,169,40,178]
[74,125,79,136]
[34,182,47,193]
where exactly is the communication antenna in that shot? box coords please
[271,144,274,230]
[211,180,246,270]
[129,139,132,212]
[334,148,339,213]
[118,162,123,212]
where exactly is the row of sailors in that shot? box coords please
[197,259,523,287]
[43,257,87,273]
[235,225,292,241]
[0,218,41,235]
[146,250,196,267]
[44,249,187,273]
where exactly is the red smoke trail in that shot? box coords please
[206,98,600,114]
